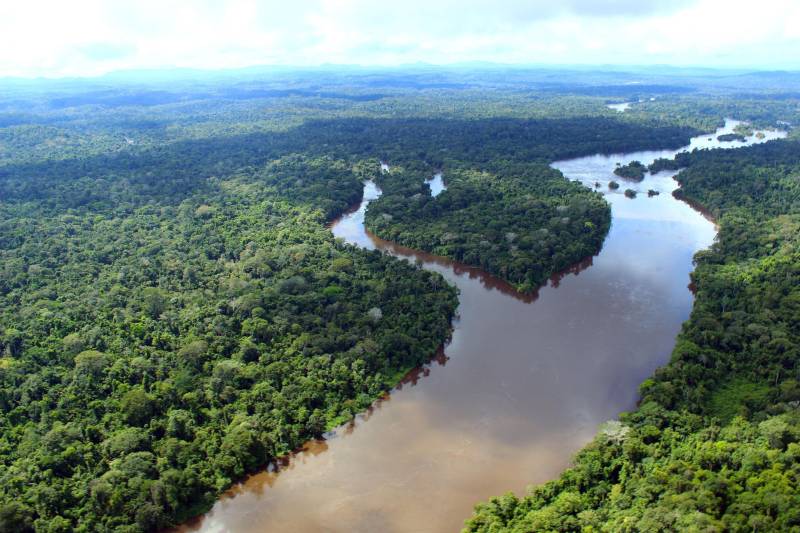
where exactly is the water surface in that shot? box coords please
[182,120,783,533]
[425,172,447,197]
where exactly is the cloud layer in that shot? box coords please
[1,0,797,77]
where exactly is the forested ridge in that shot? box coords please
[465,139,800,532]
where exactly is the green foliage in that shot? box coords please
[355,117,698,291]
[0,103,461,531]
[648,156,682,173]
[708,379,771,423]
[367,164,611,291]
[717,132,747,142]
[466,410,800,533]
[734,123,755,137]
[614,160,647,181]
[2,69,797,532]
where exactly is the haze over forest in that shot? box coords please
[1,0,800,77]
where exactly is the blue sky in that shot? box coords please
[1,0,798,77]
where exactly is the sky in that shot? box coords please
[0,0,798,78]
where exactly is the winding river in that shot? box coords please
[182,120,785,533]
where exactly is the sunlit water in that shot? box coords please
[180,120,784,533]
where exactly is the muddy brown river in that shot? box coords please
[181,120,784,533]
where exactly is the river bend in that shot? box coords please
[183,120,784,533]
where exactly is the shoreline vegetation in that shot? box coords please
[0,91,698,531]
[717,132,747,142]
[0,133,460,531]
[364,163,612,293]
[0,112,698,530]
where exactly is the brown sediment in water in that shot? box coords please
[173,235,597,533]
[177,188,716,533]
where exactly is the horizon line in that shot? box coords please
[2,61,799,83]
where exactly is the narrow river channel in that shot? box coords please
[182,120,784,533]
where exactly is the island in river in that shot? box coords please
[717,132,747,142]
[614,160,647,181]
[0,83,706,531]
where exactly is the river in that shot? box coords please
[181,120,784,533]
[607,102,631,112]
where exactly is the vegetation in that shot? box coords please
[366,163,609,291]
[619,93,800,135]
[0,70,705,531]
[2,67,799,532]
[624,189,637,198]
[614,160,647,181]
[464,139,800,533]
[733,122,755,137]
[0,111,462,531]
[357,115,704,291]
[648,157,682,173]
[717,132,747,142]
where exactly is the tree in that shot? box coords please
[120,388,156,427]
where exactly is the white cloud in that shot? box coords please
[0,0,797,77]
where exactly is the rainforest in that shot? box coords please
[1,66,800,533]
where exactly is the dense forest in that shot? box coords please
[0,78,698,530]
[613,160,647,181]
[1,68,800,531]
[366,163,610,291]
[465,139,800,532]
[0,123,463,530]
